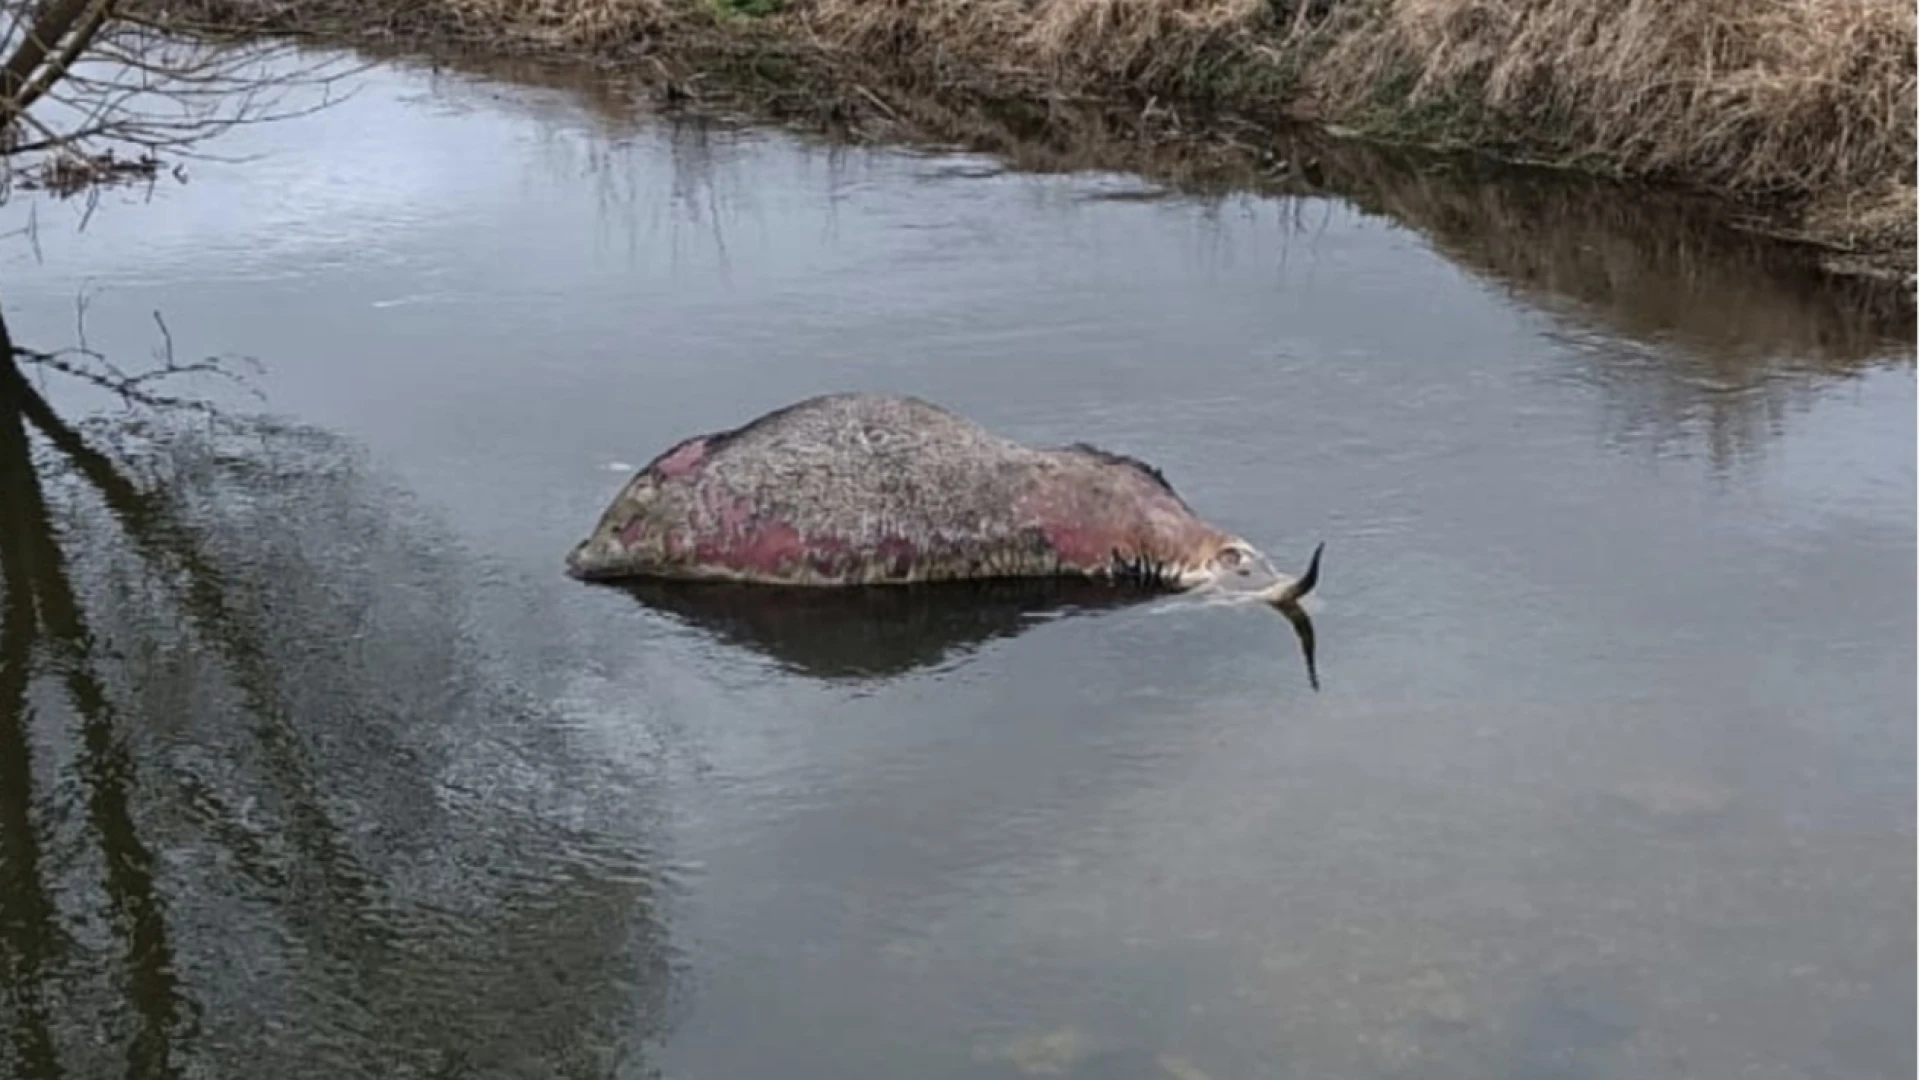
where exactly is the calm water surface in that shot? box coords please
[0,53,1913,1080]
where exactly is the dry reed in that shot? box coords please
[795,0,1275,96]
[433,0,668,46]
[1307,0,1915,214]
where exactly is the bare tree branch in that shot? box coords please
[0,0,367,200]
[0,0,99,121]
[8,0,114,126]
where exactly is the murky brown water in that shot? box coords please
[0,50,1913,1080]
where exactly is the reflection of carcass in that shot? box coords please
[617,574,1320,689]
[617,575,1161,681]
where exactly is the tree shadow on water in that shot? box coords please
[0,310,674,1079]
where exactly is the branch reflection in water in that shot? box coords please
[0,315,675,1080]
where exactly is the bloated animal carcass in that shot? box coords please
[566,392,1321,606]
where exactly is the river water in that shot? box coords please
[0,48,1912,1080]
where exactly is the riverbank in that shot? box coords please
[152,0,1915,284]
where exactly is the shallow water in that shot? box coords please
[0,50,1913,1080]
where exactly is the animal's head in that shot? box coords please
[1181,535,1324,608]
[1181,534,1325,691]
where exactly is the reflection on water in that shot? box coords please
[1297,145,1914,472]
[658,69,1915,348]
[0,346,674,1079]
[615,578,1168,682]
[610,578,1319,687]
[404,49,1915,475]
[0,44,1911,1080]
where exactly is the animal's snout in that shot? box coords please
[1209,546,1286,595]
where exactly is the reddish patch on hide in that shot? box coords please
[710,521,810,576]
[1039,520,1134,569]
[672,485,922,581]
[648,437,709,480]
[1014,472,1219,573]
[1015,484,1137,569]
[618,517,650,546]
[684,486,812,577]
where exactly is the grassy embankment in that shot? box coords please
[161,0,1916,282]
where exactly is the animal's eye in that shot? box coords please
[1218,548,1243,569]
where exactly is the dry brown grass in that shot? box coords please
[1310,0,1915,201]
[794,0,1275,96]
[152,0,701,52]
[434,0,669,47]
[1014,0,1266,86]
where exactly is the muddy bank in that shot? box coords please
[150,0,1916,285]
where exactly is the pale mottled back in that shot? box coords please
[694,392,1055,548]
[566,392,1233,586]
